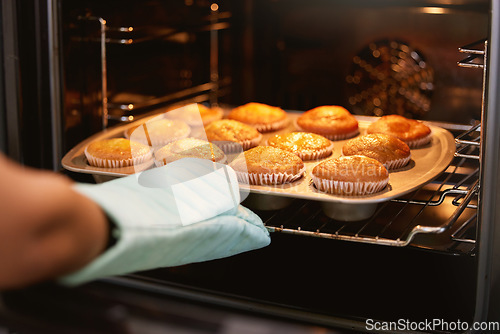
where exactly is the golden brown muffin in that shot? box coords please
[312,155,389,196]
[205,119,262,152]
[198,104,224,125]
[296,106,359,140]
[84,138,152,168]
[229,146,305,185]
[342,134,411,170]
[154,138,225,166]
[267,132,333,161]
[126,118,190,146]
[366,114,431,148]
[165,104,223,126]
[228,102,288,132]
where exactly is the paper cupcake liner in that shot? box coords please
[154,155,227,167]
[85,148,153,168]
[154,156,227,167]
[125,131,191,147]
[405,133,432,148]
[266,140,334,161]
[294,119,359,141]
[312,175,388,196]
[295,142,334,161]
[321,129,360,141]
[235,166,306,185]
[212,133,263,154]
[253,117,289,133]
[384,154,412,170]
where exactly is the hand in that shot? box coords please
[60,158,270,285]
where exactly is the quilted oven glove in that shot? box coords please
[59,158,270,286]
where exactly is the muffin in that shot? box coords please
[366,114,431,148]
[205,119,262,153]
[342,134,411,170]
[267,132,333,161]
[154,138,226,167]
[229,146,306,185]
[126,118,191,146]
[165,104,223,127]
[227,102,288,132]
[296,106,359,140]
[312,155,389,196]
[197,104,224,125]
[84,138,152,168]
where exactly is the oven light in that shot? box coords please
[421,7,448,15]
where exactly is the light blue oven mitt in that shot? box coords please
[59,158,270,286]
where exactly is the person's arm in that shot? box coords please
[0,154,108,289]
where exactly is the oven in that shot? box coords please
[0,0,499,333]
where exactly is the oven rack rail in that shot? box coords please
[75,7,225,128]
[262,165,477,250]
[259,41,487,253]
[260,124,480,254]
[458,39,486,69]
[75,11,231,45]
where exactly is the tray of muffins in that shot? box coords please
[62,102,456,221]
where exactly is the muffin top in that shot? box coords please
[312,155,389,183]
[268,132,332,153]
[205,119,261,142]
[165,104,223,126]
[198,104,223,122]
[342,134,410,164]
[297,106,359,136]
[155,138,225,164]
[367,115,431,142]
[127,119,190,143]
[85,138,151,161]
[228,102,287,125]
[230,146,305,175]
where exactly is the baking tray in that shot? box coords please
[241,114,455,220]
[62,111,456,219]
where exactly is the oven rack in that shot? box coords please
[75,5,226,127]
[458,39,486,69]
[256,41,487,254]
[75,11,231,45]
[257,127,480,255]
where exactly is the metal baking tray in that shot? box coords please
[62,111,455,220]
[241,114,456,220]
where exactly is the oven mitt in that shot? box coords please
[59,158,270,286]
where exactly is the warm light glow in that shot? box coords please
[211,3,219,11]
[128,115,134,121]
[128,27,133,32]
[128,104,134,110]
[421,7,448,14]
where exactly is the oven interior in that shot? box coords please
[5,0,495,332]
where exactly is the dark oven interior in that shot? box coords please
[2,0,496,333]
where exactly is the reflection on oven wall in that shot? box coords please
[60,0,488,152]
[244,0,487,123]
[61,0,234,152]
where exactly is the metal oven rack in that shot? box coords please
[75,4,229,127]
[256,40,487,255]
